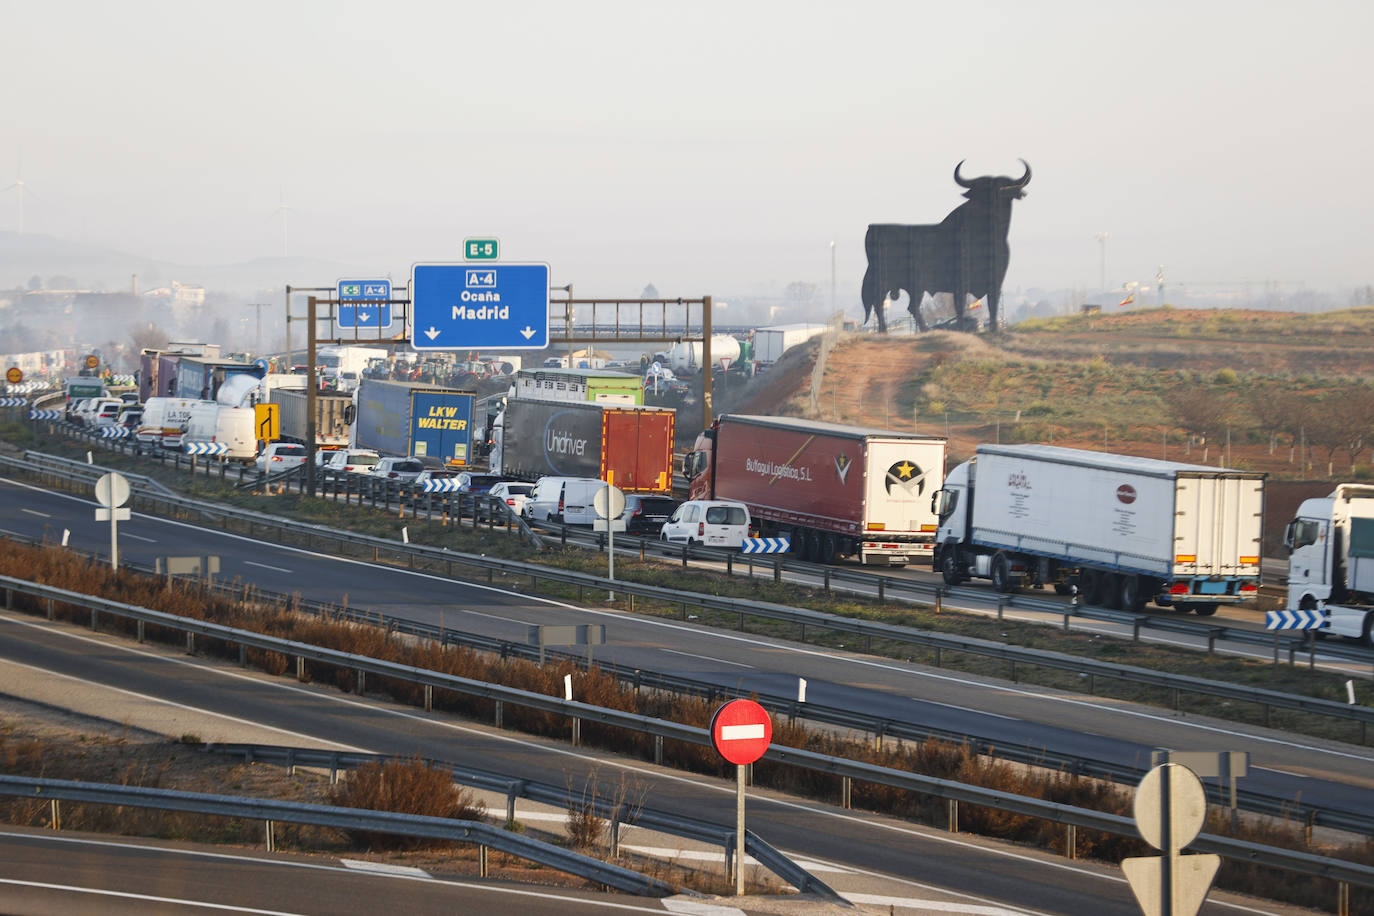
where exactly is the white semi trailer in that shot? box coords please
[1284,483,1374,646]
[932,444,1265,614]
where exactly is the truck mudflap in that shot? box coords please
[859,540,931,566]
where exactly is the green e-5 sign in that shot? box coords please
[463,238,499,260]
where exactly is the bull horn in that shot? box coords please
[953,160,973,188]
[1012,159,1031,187]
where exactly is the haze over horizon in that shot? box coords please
[3,1,1372,312]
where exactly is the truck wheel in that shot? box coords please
[1192,603,1219,616]
[1080,569,1106,606]
[991,553,1017,593]
[819,533,837,565]
[941,551,964,586]
[1120,576,1147,613]
[1053,582,1074,596]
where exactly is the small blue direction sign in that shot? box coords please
[1265,609,1325,630]
[409,263,549,352]
[337,279,393,329]
[742,537,790,554]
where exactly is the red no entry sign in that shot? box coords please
[711,698,772,765]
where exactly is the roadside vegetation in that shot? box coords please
[0,541,1370,913]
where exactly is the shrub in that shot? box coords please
[328,756,485,850]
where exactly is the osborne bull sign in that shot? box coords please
[862,160,1031,333]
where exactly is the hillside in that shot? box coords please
[722,307,1374,482]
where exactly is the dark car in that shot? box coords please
[621,494,679,535]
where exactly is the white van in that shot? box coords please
[184,402,258,461]
[139,397,200,447]
[524,476,606,525]
[660,500,752,549]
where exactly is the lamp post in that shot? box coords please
[829,240,836,313]
[1094,232,1109,293]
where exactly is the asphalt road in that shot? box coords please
[3,476,1370,810]
[0,474,1362,913]
[0,610,1319,916]
[0,825,683,915]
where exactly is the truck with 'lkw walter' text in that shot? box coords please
[932,444,1265,614]
[349,379,476,467]
[686,414,948,565]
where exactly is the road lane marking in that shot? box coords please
[0,834,668,913]
[918,700,1018,721]
[844,894,1040,914]
[1253,766,1311,778]
[19,508,50,518]
[661,648,754,668]
[340,859,431,877]
[5,474,1370,770]
[245,561,292,573]
[123,533,157,542]
[0,879,303,914]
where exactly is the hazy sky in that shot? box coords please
[3,0,1372,304]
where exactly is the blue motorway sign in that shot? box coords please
[336,278,393,329]
[409,263,549,352]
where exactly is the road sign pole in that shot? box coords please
[736,763,746,896]
[110,509,118,570]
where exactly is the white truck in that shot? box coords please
[932,444,1265,614]
[753,324,827,367]
[1284,484,1374,646]
[318,345,387,388]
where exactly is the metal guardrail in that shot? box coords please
[0,520,1360,838]
[3,451,1371,740]
[25,428,1374,666]
[0,774,676,897]
[1,575,1372,897]
[203,743,841,901]
[15,446,542,548]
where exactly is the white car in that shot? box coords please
[660,500,752,549]
[370,456,425,484]
[324,448,381,476]
[255,442,307,473]
[488,480,533,517]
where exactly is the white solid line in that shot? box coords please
[244,560,292,573]
[339,859,431,877]
[123,533,157,542]
[844,893,1032,914]
[660,900,747,916]
[720,723,765,741]
[1253,766,1311,778]
[919,700,1018,721]
[660,648,755,668]
[0,878,304,914]
[19,508,50,518]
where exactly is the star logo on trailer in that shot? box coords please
[885,460,928,496]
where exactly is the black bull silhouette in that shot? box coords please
[862,160,1030,332]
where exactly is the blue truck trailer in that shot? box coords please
[351,379,476,467]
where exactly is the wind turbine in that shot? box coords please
[276,190,292,258]
[2,157,36,234]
